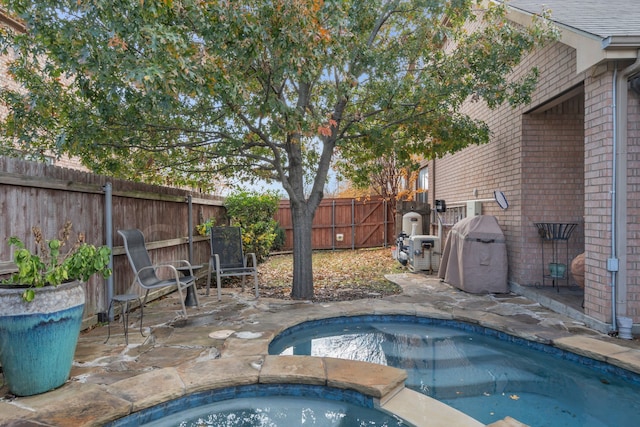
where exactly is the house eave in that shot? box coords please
[602,36,640,50]
[0,8,25,33]
[506,6,640,74]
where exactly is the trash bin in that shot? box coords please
[438,215,508,293]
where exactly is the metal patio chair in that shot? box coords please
[118,228,199,318]
[206,226,259,301]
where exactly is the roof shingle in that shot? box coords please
[508,0,640,38]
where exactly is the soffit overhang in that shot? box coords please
[506,7,640,75]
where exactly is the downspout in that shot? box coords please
[612,53,640,331]
[611,65,618,331]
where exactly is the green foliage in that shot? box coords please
[0,0,556,191]
[196,217,217,236]
[0,0,557,298]
[271,225,286,252]
[224,191,280,262]
[3,222,112,302]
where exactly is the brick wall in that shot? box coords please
[429,41,586,289]
[627,82,640,320]
[521,97,585,286]
[580,64,640,323]
[432,34,640,325]
[600,67,640,323]
[0,33,21,119]
[583,68,615,322]
[1,14,90,171]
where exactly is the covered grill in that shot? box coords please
[438,215,508,294]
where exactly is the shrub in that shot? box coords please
[271,225,286,252]
[224,190,280,262]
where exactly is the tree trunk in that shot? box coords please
[283,86,340,300]
[290,201,315,300]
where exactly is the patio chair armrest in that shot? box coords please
[147,263,184,280]
[166,259,192,267]
[133,264,159,280]
[245,252,257,268]
[209,253,221,270]
[131,264,179,288]
[166,259,194,275]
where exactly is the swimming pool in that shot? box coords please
[269,315,640,427]
[106,384,409,426]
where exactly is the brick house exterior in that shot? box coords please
[425,0,640,333]
[0,11,24,115]
[3,5,639,332]
[1,9,88,170]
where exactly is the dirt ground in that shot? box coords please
[255,247,405,302]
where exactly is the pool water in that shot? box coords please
[143,395,407,426]
[107,384,409,427]
[269,315,640,427]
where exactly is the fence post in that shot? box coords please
[332,199,336,250]
[103,182,114,321]
[351,199,355,250]
[384,199,388,247]
[187,195,193,263]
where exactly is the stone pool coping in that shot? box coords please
[2,273,639,426]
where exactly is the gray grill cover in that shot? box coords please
[438,215,508,294]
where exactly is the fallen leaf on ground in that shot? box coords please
[224,248,406,302]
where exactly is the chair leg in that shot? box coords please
[104,296,145,345]
[143,289,150,307]
[206,259,212,296]
[137,297,145,338]
[176,283,188,319]
[104,299,130,344]
[254,272,259,298]
[104,299,114,344]
[121,296,145,342]
[122,299,131,345]
[241,275,246,292]
[217,271,222,301]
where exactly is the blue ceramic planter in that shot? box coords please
[0,281,84,396]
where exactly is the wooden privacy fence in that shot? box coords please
[0,157,225,329]
[274,197,395,251]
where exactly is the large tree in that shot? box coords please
[0,0,555,299]
[334,130,424,220]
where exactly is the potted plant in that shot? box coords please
[0,221,112,396]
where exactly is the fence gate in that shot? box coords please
[274,197,395,251]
